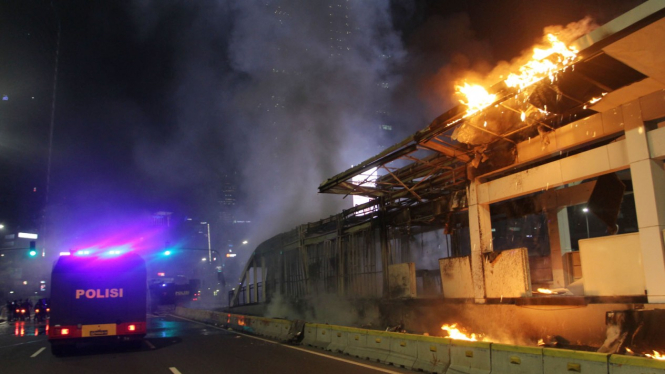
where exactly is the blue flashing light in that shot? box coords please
[108,249,122,255]
[29,249,38,257]
[59,251,71,256]
[161,283,167,287]
[75,250,92,256]
[164,250,171,256]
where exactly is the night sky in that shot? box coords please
[0,0,645,247]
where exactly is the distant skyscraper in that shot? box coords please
[264,0,396,151]
[218,174,237,225]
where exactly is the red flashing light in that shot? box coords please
[157,272,165,277]
[128,324,136,331]
[61,328,70,335]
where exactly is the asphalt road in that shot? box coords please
[0,312,412,374]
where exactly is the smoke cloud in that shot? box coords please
[129,1,406,249]
[227,1,405,241]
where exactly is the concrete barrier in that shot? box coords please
[385,333,420,369]
[412,335,451,374]
[261,318,290,340]
[610,354,665,374]
[174,306,190,319]
[491,343,543,374]
[274,319,292,341]
[345,329,368,358]
[238,315,259,334]
[226,313,254,333]
[175,306,211,323]
[250,316,272,337]
[543,348,609,374]
[328,326,363,354]
[359,330,392,363]
[175,309,665,374]
[447,340,492,374]
[208,311,227,326]
[311,324,332,350]
[302,323,318,347]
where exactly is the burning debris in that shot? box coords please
[534,287,573,296]
[537,335,570,348]
[625,347,665,361]
[645,351,665,361]
[598,309,665,359]
[440,323,490,342]
[386,322,406,333]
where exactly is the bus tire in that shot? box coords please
[51,343,73,356]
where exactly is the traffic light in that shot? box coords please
[28,241,37,257]
[162,241,173,256]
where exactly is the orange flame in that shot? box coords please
[456,83,497,117]
[505,34,578,90]
[441,323,487,342]
[537,288,554,294]
[625,347,665,360]
[456,33,579,117]
[645,351,665,360]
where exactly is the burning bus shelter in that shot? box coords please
[229,0,665,351]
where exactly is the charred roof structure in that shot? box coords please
[318,8,658,211]
[229,0,665,351]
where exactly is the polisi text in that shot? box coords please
[75,288,124,299]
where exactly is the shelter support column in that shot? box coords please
[379,197,391,298]
[261,256,266,302]
[547,209,567,288]
[253,262,258,303]
[244,266,250,305]
[467,178,491,303]
[336,216,345,297]
[557,208,572,253]
[623,100,665,303]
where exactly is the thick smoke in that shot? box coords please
[130,1,406,248]
[227,1,405,242]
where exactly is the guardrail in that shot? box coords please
[174,307,665,374]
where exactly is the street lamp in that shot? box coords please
[201,222,212,263]
[582,207,590,238]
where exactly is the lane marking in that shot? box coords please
[168,314,403,374]
[144,340,156,349]
[0,340,42,350]
[169,367,182,374]
[31,347,46,357]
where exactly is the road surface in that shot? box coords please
[0,312,411,374]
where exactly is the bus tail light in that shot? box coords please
[118,322,145,335]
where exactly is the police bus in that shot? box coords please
[48,250,147,355]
